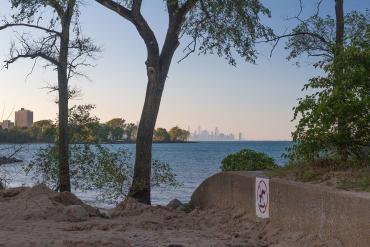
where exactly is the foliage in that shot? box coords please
[153,128,170,142]
[26,144,180,203]
[25,104,181,203]
[287,43,370,165]
[124,123,137,142]
[183,0,274,65]
[28,120,56,142]
[221,149,277,172]
[106,118,125,141]
[270,159,370,192]
[168,126,189,142]
[0,127,34,143]
[285,10,369,65]
[0,117,190,144]
[3,0,102,192]
[94,0,275,203]
[68,104,101,143]
[4,0,100,80]
[0,144,24,187]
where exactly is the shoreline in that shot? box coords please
[0,183,344,246]
[0,140,292,145]
[0,141,199,145]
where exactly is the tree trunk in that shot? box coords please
[57,33,71,192]
[335,0,344,48]
[334,0,348,163]
[127,4,183,204]
[130,63,165,204]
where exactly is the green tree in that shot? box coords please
[1,0,99,192]
[106,118,125,141]
[125,123,137,142]
[179,129,190,142]
[95,0,274,204]
[289,44,370,164]
[29,120,56,142]
[68,105,100,143]
[168,126,189,142]
[153,128,170,142]
[263,1,369,164]
[284,2,370,164]
[27,108,180,204]
[97,123,110,142]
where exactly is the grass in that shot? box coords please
[269,159,370,192]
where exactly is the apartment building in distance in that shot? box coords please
[1,120,14,130]
[15,108,33,128]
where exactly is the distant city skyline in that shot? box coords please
[1,108,249,140]
[189,126,240,141]
[0,1,367,140]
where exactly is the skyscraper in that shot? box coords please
[215,127,219,137]
[15,108,33,128]
[238,132,242,141]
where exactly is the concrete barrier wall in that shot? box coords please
[191,171,370,247]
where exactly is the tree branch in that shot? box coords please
[94,0,159,62]
[47,0,65,18]
[94,0,133,22]
[258,32,329,45]
[0,23,61,36]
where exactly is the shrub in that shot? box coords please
[221,149,277,171]
[26,144,180,204]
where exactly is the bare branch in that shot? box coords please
[0,22,61,36]
[257,31,329,45]
[3,32,60,69]
[95,0,159,63]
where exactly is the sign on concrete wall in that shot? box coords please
[256,177,269,218]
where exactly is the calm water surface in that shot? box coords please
[0,141,291,207]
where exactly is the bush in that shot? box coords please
[26,144,180,204]
[220,149,277,171]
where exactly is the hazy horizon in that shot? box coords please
[0,1,367,140]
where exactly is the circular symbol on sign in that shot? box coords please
[257,180,268,214]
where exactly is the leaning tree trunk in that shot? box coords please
[57,32,71,192]
[127,5,184,204]
[130,63,165,204]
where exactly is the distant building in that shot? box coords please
[1,120,14,130]
[238,132,242,141]
[189,126,236,141]
[15,108,33,128]
[215,127,219,137]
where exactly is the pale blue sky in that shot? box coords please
[0,0,368,140]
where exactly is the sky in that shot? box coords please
[0,0,368,140]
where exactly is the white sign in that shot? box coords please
[256,177,269,218]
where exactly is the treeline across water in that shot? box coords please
[0,105,190,144]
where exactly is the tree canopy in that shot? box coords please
[95,0,275,204]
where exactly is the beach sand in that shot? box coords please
[0,185,341,247]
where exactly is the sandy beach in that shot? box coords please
[0,185,343,247]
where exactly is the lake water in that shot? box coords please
[0,141,291,207]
